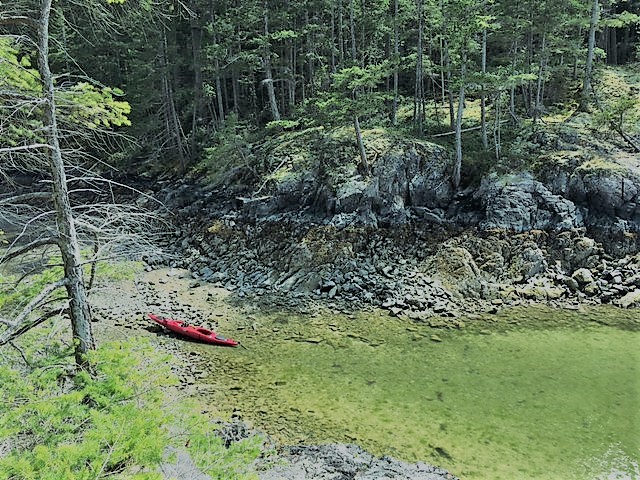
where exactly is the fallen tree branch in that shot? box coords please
[0,278,69,345]
[430,120,510,138]
[616,127,640,153]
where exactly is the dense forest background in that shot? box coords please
[4,0,635,181]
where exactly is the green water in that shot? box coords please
[199,306,640,479]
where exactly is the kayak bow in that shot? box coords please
[148,313,239,347]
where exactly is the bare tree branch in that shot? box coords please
[1,236,60,263]
[0,144,54,154]
[0,16,39,30]
[0,277,69,345]
[0,307,68,346]
[0,192,52,205]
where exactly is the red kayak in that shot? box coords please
[148,313,239,347]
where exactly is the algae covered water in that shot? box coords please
[200,305,639,480]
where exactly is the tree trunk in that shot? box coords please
[354,115,369,176]
[494,91,502,160]
[445,40,455,130]
[581,0,599,110]
[190,7,203,159]
[533,32,547,122]
[338,0,345,65]
[349,0,357,62]
[480,22,488,149]
[330,5,337,73]
[209,7,225,127]
[391,0,399,126]
[453,49,467,190]
[38,0,95,368]
[414,0,425,132]
[263,0,280,121]
[305,9,315,96]
[608,28,617,65]
[160,28,186,171]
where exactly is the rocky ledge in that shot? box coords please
[146,218,640,321]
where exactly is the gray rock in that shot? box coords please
[257,444,458,480]
[615,289,640,308]
[572,268,594,285]
[475,173,583,232]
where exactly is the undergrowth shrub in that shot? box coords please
[0,340,262,479]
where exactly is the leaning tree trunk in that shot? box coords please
[353,114,369,176]
[37,0,95,367]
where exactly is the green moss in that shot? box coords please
[93,260,144,282]
[198,305,640,480]
[575,158,627,176]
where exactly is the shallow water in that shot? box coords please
[199,305,640,480]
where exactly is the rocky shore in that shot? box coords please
[126,123,640,479]
[145,217,640,323]
[139,120,640,322]
[90,268,460,480]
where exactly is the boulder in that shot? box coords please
[572,268,594,285]
[615,289,640,308]
[475,173,584,232]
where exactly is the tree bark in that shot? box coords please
[349,0,357,62]
[480,21,488,149]
[160,27,186,171]
[37,0,95,368]
[391,0,399,126]
[453,49,467,190]
[190,5,203,159]
[354,115,369,176]
[581,0,599,110]
[263,0,280,121]
[533,31,547,122]
[414,0,425,132]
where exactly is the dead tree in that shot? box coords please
[0,0,164,369]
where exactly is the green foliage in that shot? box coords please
[0,266,65,311]
[0,37,130,151]
[0,340,172,479]
[0,339,262,479]
[265,119,300,132]
[602,11,640,29]
[309,63,393,128]
[176,411,263,479]
[593,95,640,135]
[196,114,256,184]
[0,38,41,94]
[58,83,132,129]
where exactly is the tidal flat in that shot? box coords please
[192,305,639,480]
